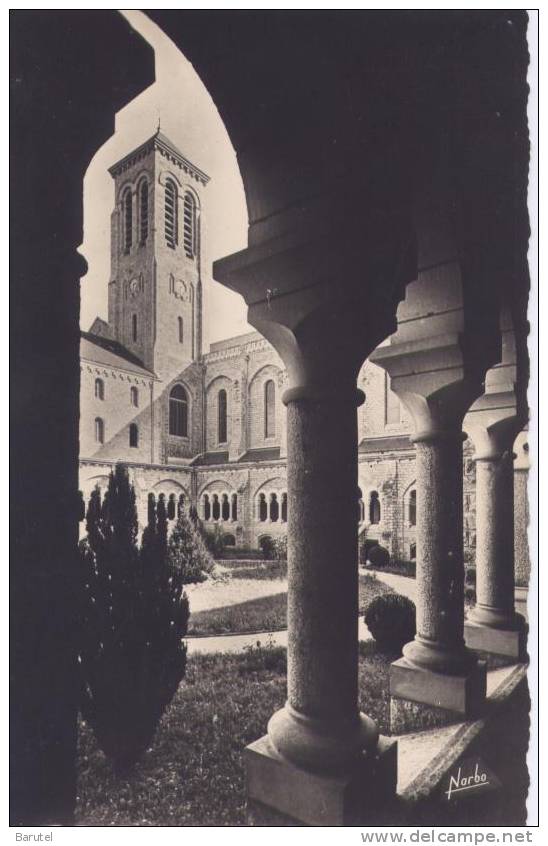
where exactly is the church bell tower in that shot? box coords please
[107,130,209,381]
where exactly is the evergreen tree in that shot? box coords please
[78,464,189,774]
[168,504,215,584]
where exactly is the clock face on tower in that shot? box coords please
[129,277,139,297]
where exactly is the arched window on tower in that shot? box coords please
[264,379,276,438]
[281,492,287,523]
[221,494,230,522]
[129,423,138,448]
[178,493,185,518]
[408,489,417,526]
[258,493,267,522]
[218,389,228,444]
[130,386,139,407]
[169,385,188,437]
[123,187,132,253]
[203,494,211,522]
[369,491,381,525]
[212,494,220,521]
[165,178,178,248]
[269,493,279,522]
[94,417,104,444]
[139,179,148,244]
[94,378,104,401]
[132,313,138,343]
[178,316,184,344]
[231,493,238,521]
[183,192,197,259]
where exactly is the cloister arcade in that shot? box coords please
[12,9,532,828]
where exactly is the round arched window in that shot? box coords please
[169,385,188,437]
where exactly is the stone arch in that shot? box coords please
[166,378,193,439]
[402,480,417,527]
[157,167,184,189]
[198,477,233,498]
[81,473,110,498]
[151,478,190,502]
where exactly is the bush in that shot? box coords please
[258,535,275,560]
[167,506,215,584]
[465,566,476,586]
[272,535,287,562]
[367,544,390,569]
[78,464,190,774]
[359,538,379,567]
[364,593,416,653]
[465,585,476,605]
[202,523,226,559]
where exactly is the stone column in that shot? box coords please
[213,211,415,824]
[268,380,378,771]
[403,428,474,676]
[371,324,496,731]
[463,318,527,658]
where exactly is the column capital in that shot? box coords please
[213,208,416,393]
[463,318,528,460]
[464,389,526,461]
[370,333,486,439]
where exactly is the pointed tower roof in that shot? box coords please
[108,129,210,185]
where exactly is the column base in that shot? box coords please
[389,657,486,734]
[245,734,397,826]
[464,618,527,660]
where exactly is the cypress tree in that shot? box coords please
[78,463,189,774]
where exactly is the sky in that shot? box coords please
[79,10,251,347]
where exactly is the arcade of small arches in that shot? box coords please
[201,491,239,523]
[256,490,287,523]
[357,486,417,529]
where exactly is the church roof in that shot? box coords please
[80,331,155,378]
[358,435,412,454]
[108,129,210,186]
[191,451,230,467]
[238,447,281,463]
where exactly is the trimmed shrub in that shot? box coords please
[202,523,226,559]
[465,585,476,605]
[78,464,189,774]
[273,535,287,562]
[364,593,416,653]
[258,535,275,560]
[465,566,476,586]
[168,506,215,584]
[367,544,390,570]
[359,537,379,567]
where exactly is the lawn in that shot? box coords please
[75,640,392,826]
[219,558,288,581]
[187,574,394,636]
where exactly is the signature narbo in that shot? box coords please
[445,763,490,800]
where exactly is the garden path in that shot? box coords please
[186,618,374,655]
[185,568,417,654]
[185,565,287,615]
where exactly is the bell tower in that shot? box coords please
[107,131,209,381]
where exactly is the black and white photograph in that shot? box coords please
[10,7,539,834]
